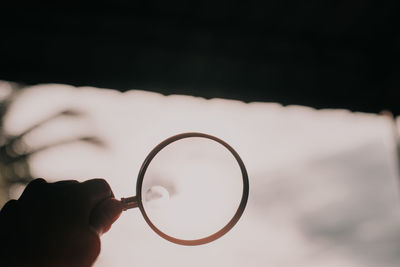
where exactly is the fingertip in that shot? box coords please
[53,179,79,186]
[31,178,47,184]
[19,178,48,201]
[82,178,114,198]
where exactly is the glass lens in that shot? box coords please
[141,137,243,241]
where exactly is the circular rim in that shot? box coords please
[136,132,249,246]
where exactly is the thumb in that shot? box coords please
[89,198,123,235]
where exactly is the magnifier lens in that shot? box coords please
[141,137,243,241]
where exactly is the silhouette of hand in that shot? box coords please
[0,178,122,267]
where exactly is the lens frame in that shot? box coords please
[136,132,249,246]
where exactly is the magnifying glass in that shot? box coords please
[119,132,249,246]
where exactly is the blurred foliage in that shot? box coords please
[0,84,105,206]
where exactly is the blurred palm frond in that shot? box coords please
[0,84,106,205]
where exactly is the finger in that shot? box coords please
[0,200,18,230]
[18,178,48,201]
[80,179,114,209]
[0,199,18,217]
[89,198,123,235]
[53,180,79,186]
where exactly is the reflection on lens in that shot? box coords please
[141,137,243,241]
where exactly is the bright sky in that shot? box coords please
[1,81,400,267]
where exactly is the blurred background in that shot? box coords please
[0,81,399,267]
[1,1,400,266]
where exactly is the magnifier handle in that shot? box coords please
[120,196,138,211]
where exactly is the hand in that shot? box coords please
[0,178,123,267]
